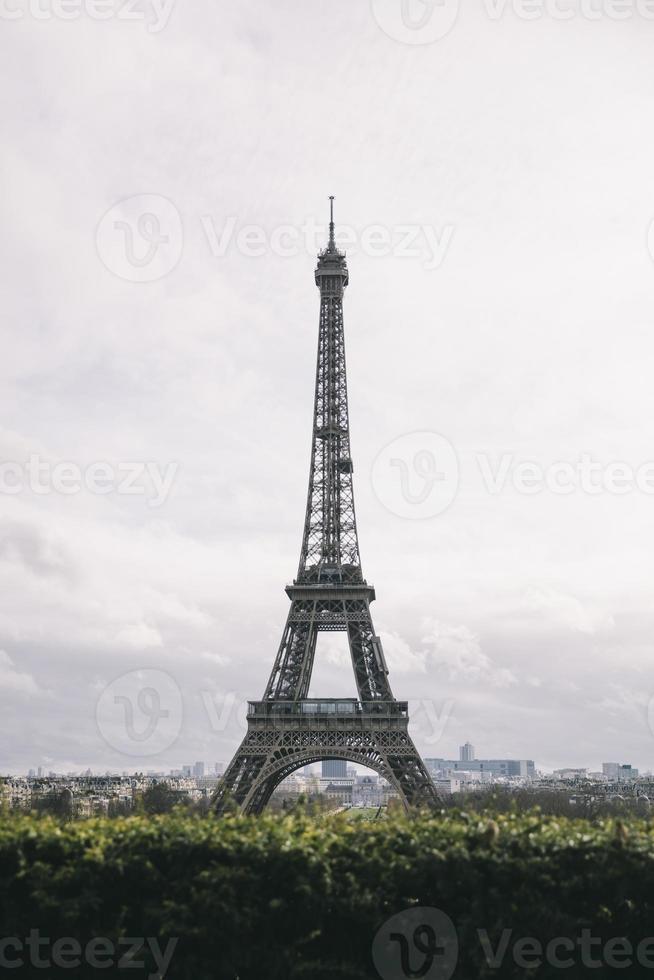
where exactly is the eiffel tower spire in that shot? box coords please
[213,200,438,814]
[328,194,335,249]
[297,194,359,585]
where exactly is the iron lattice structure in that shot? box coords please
[213,200,438,814]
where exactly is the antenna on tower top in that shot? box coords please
[328,195,335,248]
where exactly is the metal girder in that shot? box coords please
[211,704,439,815]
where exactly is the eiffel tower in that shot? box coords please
[213,199,438,814]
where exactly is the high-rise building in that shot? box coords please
[214,762,225,776]
[322,759,347,779]
[425,757,536,779]
[603,762,639,782]
[193,761,205,778]
[460,742,475,762]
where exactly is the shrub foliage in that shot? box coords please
[1,809,654,978]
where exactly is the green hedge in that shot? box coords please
[1,810,654,978]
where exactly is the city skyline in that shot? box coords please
[6,744,650,780]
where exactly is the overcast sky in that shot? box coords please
[2,0,654,775]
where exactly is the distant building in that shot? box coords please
[272,774,304,799]
[304,772,321,794]
[452,760,535,778]
[424,758,448,776]
[435,776,464,795]
[603,763,639,782]
[197,776,219,793]
[323,782,353,805]
[1,778,31,809]
[214,762,225,776]
[553,768,587,780]
[1,775,201,816]
[322,759,347,779]
[193,762,205,778]
[353,775,380,806]
[459,742,475,762]
[425,757,535,780]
